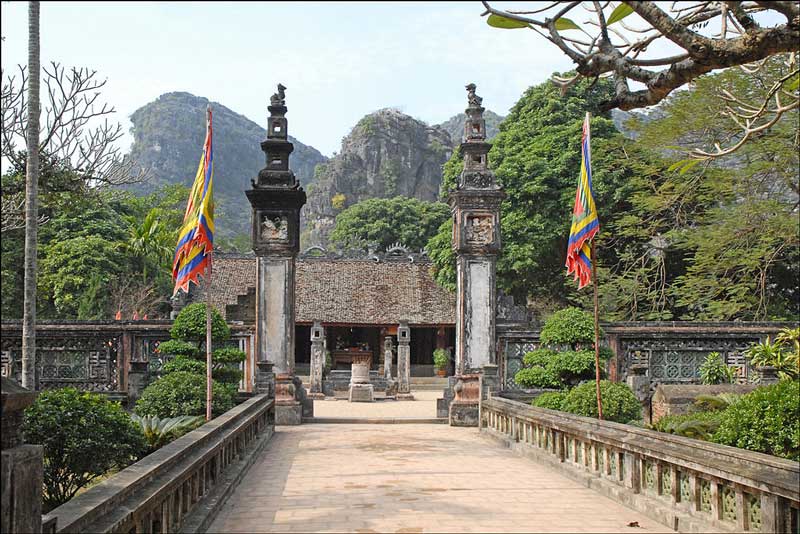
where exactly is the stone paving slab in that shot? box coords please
[209,424,673,533]
[311,390,441,419]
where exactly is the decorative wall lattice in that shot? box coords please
[1,333,120,392]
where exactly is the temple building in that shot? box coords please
[191,246,456,379]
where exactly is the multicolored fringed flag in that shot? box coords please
[565,113,599,289]
[172,108,215,295]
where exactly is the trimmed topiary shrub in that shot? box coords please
[515,348,608,388]
[711,380,800,460]
[162,355,206,375]
[515,366,563,389]
[532,391,567,410]
[169,302,230,343]
[539,307,600,347]
[560,380,641,423]
[135,371,236,418]
[23,388,146,511]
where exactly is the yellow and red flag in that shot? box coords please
[565,114,599,289]
[172,108,215,295]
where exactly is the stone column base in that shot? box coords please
[349,383,374,402]
[449,401,479,427]
[396,393,415,401]
[276,403,303,425]
[307,392,325,400]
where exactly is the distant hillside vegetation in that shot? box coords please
[436,109,504,143]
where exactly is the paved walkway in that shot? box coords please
[312,390,441,419]
[210,424,671,533]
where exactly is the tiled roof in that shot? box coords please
[201,254,455,325]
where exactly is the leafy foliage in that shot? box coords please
[559,380,641,423]
[170,303,230,343]
[23,388,146,511]
[698,352,735,385]
[650,410,725,441]
[711,381,800,461]
[433,348,448,370]
[134,371,236,418]
[329,196,449,252]
[745,333,799,381]
[539,307,598,347]
[129,414,204,453]
[532,391,567,410]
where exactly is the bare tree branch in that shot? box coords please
[1,62,150,187]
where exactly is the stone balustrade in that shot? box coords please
[481,395,799,533]
[42,394,275,534]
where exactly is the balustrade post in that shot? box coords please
[656,462,664,495]
[554,431,565,462]
[603,447,612,476]
[760,493,782,534]
[689,473,701,512]
[711,481,722,520]
[670,466,679,504]
[735,489,748,531]
[624,452,641,493]
[591,443,599,472]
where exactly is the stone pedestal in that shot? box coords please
[626,364,651,424]
[126,360,150,404]
[255,361,275,398]
[396,322,414,400]
[275,373,302,425]
[308,322,325,399]
[1,377,43,534]
[349,354,374,402]
[449,373,481,427]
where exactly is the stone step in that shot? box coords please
[302,417,447,424]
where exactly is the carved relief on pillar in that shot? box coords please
[452,374,481,403]
[260,214,289,242]
[465,214,494,245]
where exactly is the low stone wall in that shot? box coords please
[651,384,759,423]
[42,394,275,534]
[481,395,799,533]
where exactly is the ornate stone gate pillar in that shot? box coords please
[396,322,414,400]
[448,84,505,426]
[246,84,309,425]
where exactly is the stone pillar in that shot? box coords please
[396,322,414,400]
[349,354,374,402]
[447,84,505,426]
[383,335,394,381]
[1,377,43,534]
[246,84,307,425]
[308,322,325,399]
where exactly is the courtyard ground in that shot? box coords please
[210,423,672,533]
[311,390,441,419]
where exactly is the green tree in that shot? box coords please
[329,196,449,252]
[428,77,659,313]
[23,388,146,511]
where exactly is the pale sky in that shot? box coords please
[1,2,785,159]
[1,1,579,157]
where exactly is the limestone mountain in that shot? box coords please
[126,92,327,239]
[303,108,454,247]
[435,109,504,143]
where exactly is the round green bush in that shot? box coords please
[23,388,146,511]
[170,303,229,343]
[711,380,800,461]
[539,307,600,346]
[532,391,567,410]
[514,366,563,389]
[650,410,725,440]
[135,371,235,418]
[162,356,206,375]
[560,380,641,423]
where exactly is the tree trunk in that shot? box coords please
[22,0,40,390]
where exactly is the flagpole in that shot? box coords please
[206,253,213,421]
[591,239,603,420]
[585,111,603,421]
[205,105,213,422]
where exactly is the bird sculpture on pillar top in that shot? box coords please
[270,83,287,106]
[466,83,483,108]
